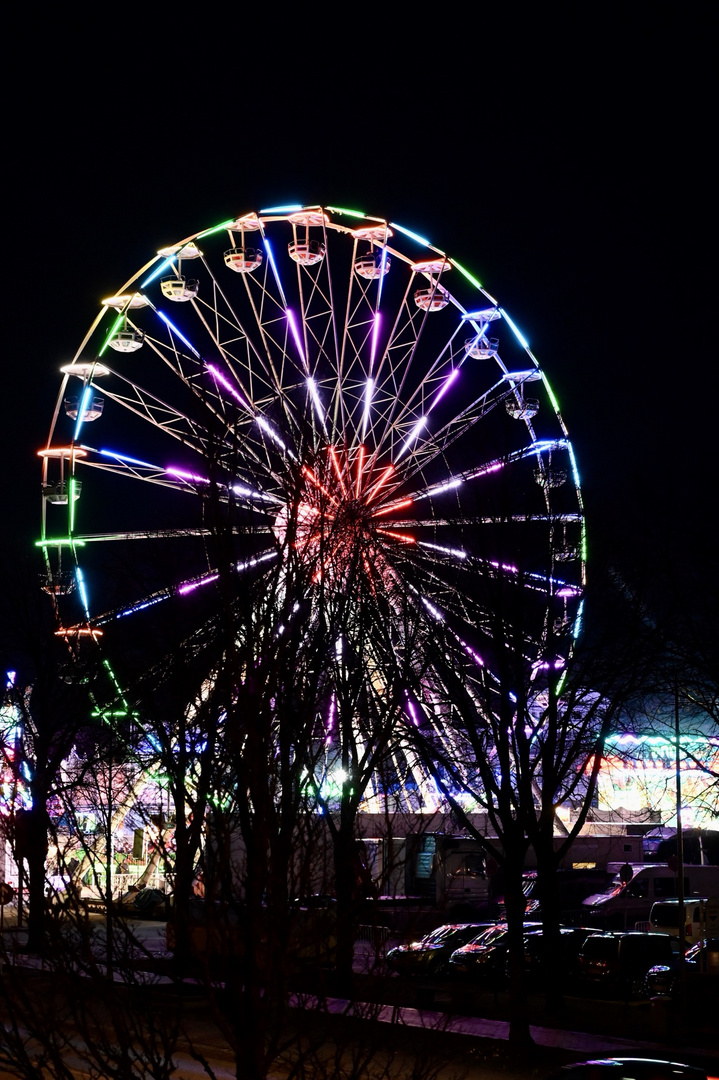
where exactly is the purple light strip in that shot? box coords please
[461,639,485,667]
[369,312,382,371]
[178,573,219,596]
[207,364,251,411]
[325,693,336,745]
[427,367,459,413]
[166,467,210,484]
[488,560,582,597]
[376,247,389,305]
[236,551,278,572]
[287,309,308,371]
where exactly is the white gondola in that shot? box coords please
[108,318,144,353]
[224,247,263,273]
[288,239,325,266]
[555,544,578,562]
[41,572,76,596]
[160,276,199,302]
[466,336,499,359]
[42,480,82,505]
[506,396,539,420]
[354,251,391,279]
[64,396,104,422]
[414,287,449,312]
[535,467,567,488]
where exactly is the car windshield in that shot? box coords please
[582,936,617,961]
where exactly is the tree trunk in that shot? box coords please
[503,855,534,1052]
[25,804,49,953]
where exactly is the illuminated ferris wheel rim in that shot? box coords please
[39,204,586,724]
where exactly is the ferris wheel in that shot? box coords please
[39,204,585,812]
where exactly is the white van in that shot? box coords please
[649,897,719,944]
[583,865,719,930]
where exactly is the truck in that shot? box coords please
[583,863,719,929]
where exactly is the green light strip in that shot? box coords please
[99,311,125,357]
[451,258,483,290]
[102,658,132,711]
[35,538,86,548]
[325,206,366,219]
[542,372,561,413]
[69,478,76,533]
[197,219,236,239]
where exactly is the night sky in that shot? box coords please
[3,6,713,642]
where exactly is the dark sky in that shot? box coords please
[3,6,713,631]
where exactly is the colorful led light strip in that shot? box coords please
[396,416,427,459]
[98,311,126,357]
[428,368,459,412]
[207,365,251,411]
[362,378,374,439]
[262,239,288,308]
[141,255,177,289]
[99,448,160,470]
[157,311,200,357]
[287,309,308,369]
[166,467,210,484]
[178,573,220,596]
[325,206,366,218]
[389,222,430,247]
[450,258,483,290]
[197,219,236,239]
[75,567,90,619]
[369,312,382,371]
[499,308,529,350]
[259,204,303,214]
[73,386,93,442]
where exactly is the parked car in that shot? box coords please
[545,1057,709,1079]
[386,922,493,977]
[649,898,719,944]
[646,935,719,998]
[514,926,602,986]
[577,931,682,998]
[448,921,542,979]
[583,865,719,930]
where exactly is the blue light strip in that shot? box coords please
[75,567,91,620]
[567,441,581,487]
[156,310,201,357]
[73,386,93,442]
[99,448,161,470]
[263,239,288,308]
[572,598,584,639]
[115,594,171,620]
[141,255,177,289]
[259,204,303,214]
[389,221,431,247]
[499,308,529,350]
